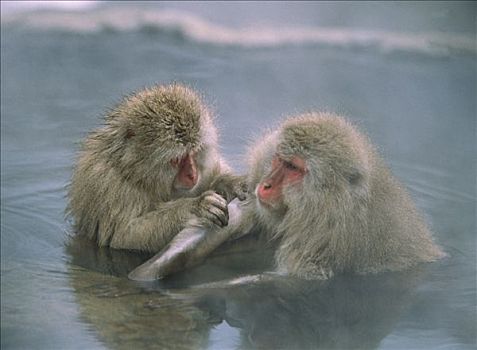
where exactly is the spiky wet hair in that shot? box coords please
[278,113,370,189]
[68,83,223,244]
[79,84,218,182]
[247,112,443,278]
[247,112,370,198]
[103,84,216,160]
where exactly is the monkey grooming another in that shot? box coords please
[68,84,245,252]
[238,112,444,279]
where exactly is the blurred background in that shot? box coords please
[1,1,476,349]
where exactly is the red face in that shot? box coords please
[171,152,198,190]
[257,154,307,209]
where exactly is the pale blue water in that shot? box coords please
[1,2,476,349]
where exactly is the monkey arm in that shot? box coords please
[109,197,198,252]
[128,199,249,281]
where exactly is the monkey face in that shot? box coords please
[171,152,200,192]
[256,154,307,212]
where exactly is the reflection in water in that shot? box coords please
[67,235,426,350]
[68,267,214,350]
[3,3,475,347]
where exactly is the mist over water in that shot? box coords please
[1,2,476,349]
[2,2,476,56]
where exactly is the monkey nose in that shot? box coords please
[263,182,272,190]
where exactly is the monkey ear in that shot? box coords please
[347,168,363,186]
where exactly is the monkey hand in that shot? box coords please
[230,175,249,201]
[211,174,249,203]
[192,191,229,228]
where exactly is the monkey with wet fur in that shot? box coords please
[236,112,444,279]
[68,84,245,252]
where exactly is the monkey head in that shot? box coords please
[253,113,370,218]
[248,113,442,278]
[92,83,219,200]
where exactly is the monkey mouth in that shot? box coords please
[256,189,288,217]
[256,195,274,210]
[173,174,201,193]
[255,186,277,210]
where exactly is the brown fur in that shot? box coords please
[67,83,241,252]
[241,112,444,279]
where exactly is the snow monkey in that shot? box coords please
[240,112,444,279]
[67,83,245,252]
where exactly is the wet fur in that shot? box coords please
[67,84,235,252]
[244,112,444,279]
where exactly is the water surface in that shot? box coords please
[1,2,476,349]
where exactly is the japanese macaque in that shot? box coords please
[67,83,245,252]
[240,112,444,279]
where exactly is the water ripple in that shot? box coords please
[391,160,475,203]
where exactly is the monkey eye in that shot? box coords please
[273,154,306,173]
[283,160,299,171]
[280,156,307,174]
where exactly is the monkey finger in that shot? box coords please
[204,212,225,227]
[204,193,228,212]
[235,187,249,201]
[207,206,229,227]
[213,188,231,203]
[234,179,249,201]
[200,190,219,200]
